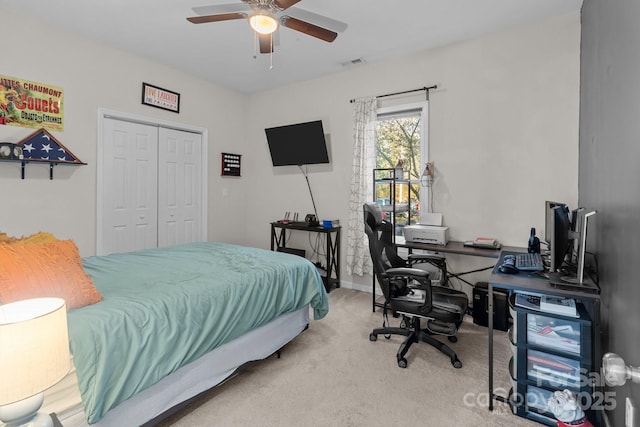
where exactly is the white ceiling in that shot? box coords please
[1,0,583,94]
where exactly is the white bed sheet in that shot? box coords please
[43,306,310,427]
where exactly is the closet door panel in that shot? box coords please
[100,118,159,255]
[158,128,203,248]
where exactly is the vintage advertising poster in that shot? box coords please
[0,74,64,131]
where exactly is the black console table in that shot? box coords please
[270,222,341,292]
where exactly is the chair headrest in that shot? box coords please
[363,203,384,227]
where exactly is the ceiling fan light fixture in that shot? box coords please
[249,14,278,35]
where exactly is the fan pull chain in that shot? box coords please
[251,31,274,69]
[269,33,273,69]
[253,31,258,59]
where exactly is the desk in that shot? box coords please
[488,251,601,425]
[397,240,522,258]
[398,240,523,285]
[270,222,341,292]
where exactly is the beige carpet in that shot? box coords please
[158,288,539,427]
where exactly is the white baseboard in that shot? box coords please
[337,280,381,296]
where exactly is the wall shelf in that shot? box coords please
[0,158,86,180]
[0,128,86,179]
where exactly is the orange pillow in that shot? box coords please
[0,232,17,243]
[0,231,58,245]
[0,240,102,309]
[8,231,59,245]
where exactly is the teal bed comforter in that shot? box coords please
[68,242,329,424]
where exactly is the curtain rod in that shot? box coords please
[349,85,438,103]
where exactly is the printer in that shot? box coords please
[402,224,449,245]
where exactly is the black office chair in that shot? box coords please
[363,202,469,368]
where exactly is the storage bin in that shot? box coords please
[526,349,581,389]
[527,313,581,355]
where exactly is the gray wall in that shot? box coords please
[580,0,640,424]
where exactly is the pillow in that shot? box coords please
[0,231,58,245]
[0,232,17,243]
[0,240,102,309]
[9,231,59,245]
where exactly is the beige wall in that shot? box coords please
[0,7,249,256]
[0,9,580,291]
[245,12,581,290]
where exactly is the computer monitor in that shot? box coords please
[549,205,571,273]
[563,210,597,285]
[544,201,566,244]
[568,207,585,264]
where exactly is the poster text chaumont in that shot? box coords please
[0,74,64,131]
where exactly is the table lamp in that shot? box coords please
[0,298,70,427]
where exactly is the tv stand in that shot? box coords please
[270,222,341,293]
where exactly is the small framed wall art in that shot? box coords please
[221,153,241,177]
[141,82,180,113]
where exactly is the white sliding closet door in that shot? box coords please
[101,118,159,254]
[99,116,205,256]
[157,128,203,248]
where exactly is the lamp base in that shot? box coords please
[0,394,52,427]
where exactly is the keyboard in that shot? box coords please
[515,253,544,271]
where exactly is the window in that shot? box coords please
[374,102,429,230]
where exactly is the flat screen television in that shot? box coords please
[265,120,329,166]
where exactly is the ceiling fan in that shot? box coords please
[187,0,347,54]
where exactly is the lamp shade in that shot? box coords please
[0,298,70,406]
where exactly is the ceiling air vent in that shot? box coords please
[342,57,367,67]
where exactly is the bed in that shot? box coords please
[0,239,329,426]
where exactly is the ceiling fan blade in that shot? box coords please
[274,0,302,10]
[192,4,251,16]
[281,16,338,43]
[259,34,274,54]
[286,7,348,33]
[186,12,247,24]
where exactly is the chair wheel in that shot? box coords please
[452,358,462,369]
[369,333,378,341]
[448,336,458,343]
[398,358,408,369]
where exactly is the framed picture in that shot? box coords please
[141,82,180,113]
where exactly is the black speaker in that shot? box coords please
[473,282,510,331]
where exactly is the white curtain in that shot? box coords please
[346,98,377,276]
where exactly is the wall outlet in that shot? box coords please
[627,397,636,427]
